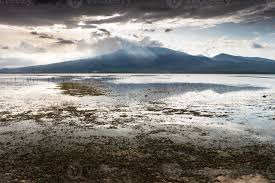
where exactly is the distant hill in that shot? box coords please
[1,47,275,74]
[211,53,275,73]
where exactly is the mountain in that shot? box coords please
[213,53,275,63]
[211,53,275,73]
[1,47,275,74]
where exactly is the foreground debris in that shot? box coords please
[0,110,274,182]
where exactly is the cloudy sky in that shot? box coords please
[0,0,274,67]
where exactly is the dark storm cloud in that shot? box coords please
[56,38,75,44]
[30,31,78,45]
[1,46,9,50]
[165,28,173,32]
[252,42,265,49]
[144,29,156,32]
[30,31,39,35]
[0,0,274,27]
[79,24,97,29]
[30,31,77,44]
[30,31,55,39]
[98,28,111,36]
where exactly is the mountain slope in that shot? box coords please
[1,47,275,74]
[211,54,275,73]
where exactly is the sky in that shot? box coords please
[0,0,274,67]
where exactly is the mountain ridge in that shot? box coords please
[1,47,275,74]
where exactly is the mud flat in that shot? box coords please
[0,74,275,182]
[0,106,274,183]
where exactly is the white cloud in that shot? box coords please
[76,35,163,56]
[15,41,46,53]
[0,57,34,68]
[170,36,275,60]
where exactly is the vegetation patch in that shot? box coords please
[58,82,105,97]
[147,107,229,118]
[0,135,274,183]
[0,106,98,125]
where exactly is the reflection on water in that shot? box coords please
[0,74,274,142]
[108,82,265,94]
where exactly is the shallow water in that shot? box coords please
[0,74,274,143]
[1,74,275,182]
